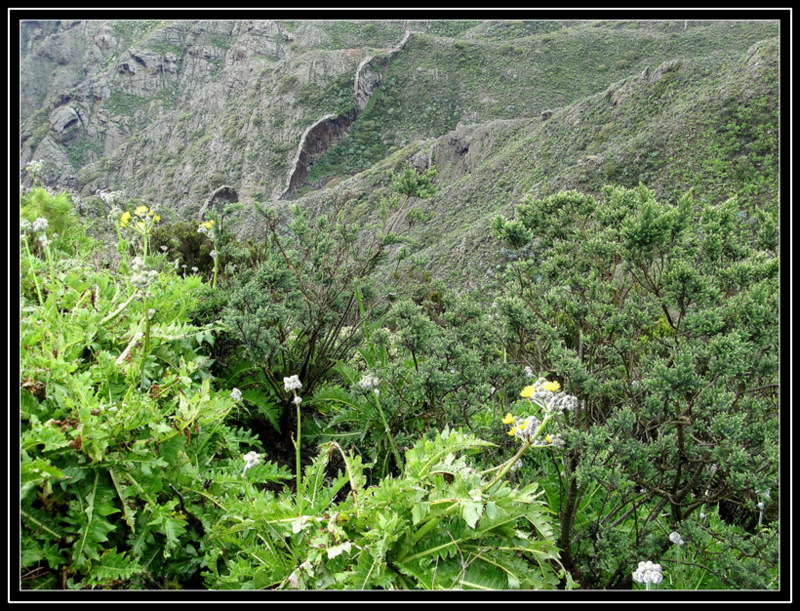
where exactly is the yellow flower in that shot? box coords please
[120,211,131,226]
[520,386,535,398]
[507,427,518,436]
[136,221,146,231]
[502,412,515,425]
[134,205,149,216]
[543,381,561,393]
[545,434,552,444]
[154,215,160,222]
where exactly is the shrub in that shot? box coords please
[491,184,779,589]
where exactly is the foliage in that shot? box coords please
[220,166,438,435]
[18,173,780,592]
[490,183,779,589]
[19,189,290,589]
[203,428,576,590]
[21,187,75,238]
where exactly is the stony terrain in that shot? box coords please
[18,18,780,287]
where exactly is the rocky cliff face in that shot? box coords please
[19,19,391,216]
[18,18,780,290]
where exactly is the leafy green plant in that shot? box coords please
[19,187,291,589]
[204,424,577,590]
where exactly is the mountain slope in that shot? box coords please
[18,18,780,288]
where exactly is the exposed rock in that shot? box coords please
[199,185,240,220]
[650,58,684,82]
[355,59,382,110]
[49,106,81,134]
[430,120,521,183]
[280,110,358,199]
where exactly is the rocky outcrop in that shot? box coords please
[428,119,521,184]
[280,110,358,199]
[198,185,239,220]
[354,30,416,110]
[281,30,418,199]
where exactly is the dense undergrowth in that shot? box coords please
[18,164,780,591]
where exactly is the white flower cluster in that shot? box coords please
[540,433,564,448]
[508,415,541,443]
[130,256,159,291]
[32,217,49,233]
[526,378,578,416]
[230,387,242,402]
[99,190,124,205]
[25,159,43,178]
[358,374,380,391]
[632,560,663,586]
[284,375,302,392]
[242,451,261,477]
[669,531,685,545]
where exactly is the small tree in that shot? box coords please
[491,184,779,588]
[221,166,438,441]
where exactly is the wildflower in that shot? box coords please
[134,205,149,216]
[520,385,535,398]
[242,451,261,477]
[32,217,49,233]
[669,531,684,545]
[230,388,242,402]
[632,560,663,587]
[25,159,43,174]
[524,365,534,378]
[284,375,302,392]
[501,412,515,425]
[293,396,302,405]
[507,415,540,442]
[359,374,380,391]
[191,266,198,273]
[543,380,560,393]
[120,211,132,226]
[160,245,168,252]
[20,219,31,234]
[130,256,159,291]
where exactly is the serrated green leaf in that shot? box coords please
[461,501,483,529]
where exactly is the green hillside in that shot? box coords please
[17,16,782,595]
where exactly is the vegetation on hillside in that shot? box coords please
[19,160,779,590]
